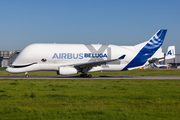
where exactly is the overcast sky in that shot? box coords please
[1,0,180,53]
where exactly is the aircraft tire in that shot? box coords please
[80,74,92,78]
[80,74,83,77]
[83,74,87,78]
[88,74,92,78]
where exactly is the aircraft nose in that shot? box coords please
[6,67,13,73]
[6,67,10,72]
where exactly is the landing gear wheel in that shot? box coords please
[80,74,92,78]
[25,72,29,78]
[88,74,92,78]
[83,74,87,78]
[80,74,84,77]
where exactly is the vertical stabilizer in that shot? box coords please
[165,46,175,60]
[123,29,167,70]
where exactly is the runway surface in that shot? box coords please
[0,76,180,79]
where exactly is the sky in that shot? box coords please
[1,0,180,53]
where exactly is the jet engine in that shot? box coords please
[57,67,78,75]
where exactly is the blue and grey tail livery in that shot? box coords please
[142,29,167,53]
[123,29,167,70]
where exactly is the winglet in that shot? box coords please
[118,55,126,59]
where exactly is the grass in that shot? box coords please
[0,69,180,76]
[0,79,180,120]
[0,67,6,71]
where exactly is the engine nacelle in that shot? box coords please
[57,67,78,75]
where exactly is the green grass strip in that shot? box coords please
[0,79,180,120]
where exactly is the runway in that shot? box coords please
[0,76,180,79]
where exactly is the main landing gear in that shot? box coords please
[79,68,92,78]
[80,73,92,78]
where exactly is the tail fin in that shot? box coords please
[138,29,167,53]
[165,46,175,59]
[123,29,167,70]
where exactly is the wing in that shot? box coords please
[148,57,165,64]
[74,55,126,68]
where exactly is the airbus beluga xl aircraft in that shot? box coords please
[6,29,167,77]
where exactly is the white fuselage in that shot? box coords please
[6,29,167,75]
[6,43,139,73]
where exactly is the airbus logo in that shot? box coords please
[52,53,107,59]
[167,50,172,55]
[52,44,120,65]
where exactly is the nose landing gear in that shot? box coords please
[25,72,29,77]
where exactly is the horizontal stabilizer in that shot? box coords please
[148,57,165,64]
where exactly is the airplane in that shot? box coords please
[6,29,167,77]
[148,45,175,62]
[152,46,175,68]
[152,63,171,68]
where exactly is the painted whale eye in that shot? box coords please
[41,58,47,62]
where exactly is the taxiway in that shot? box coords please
[0,76,180,79]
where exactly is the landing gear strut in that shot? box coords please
[80,73,92,78]
[80,68,92,78]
